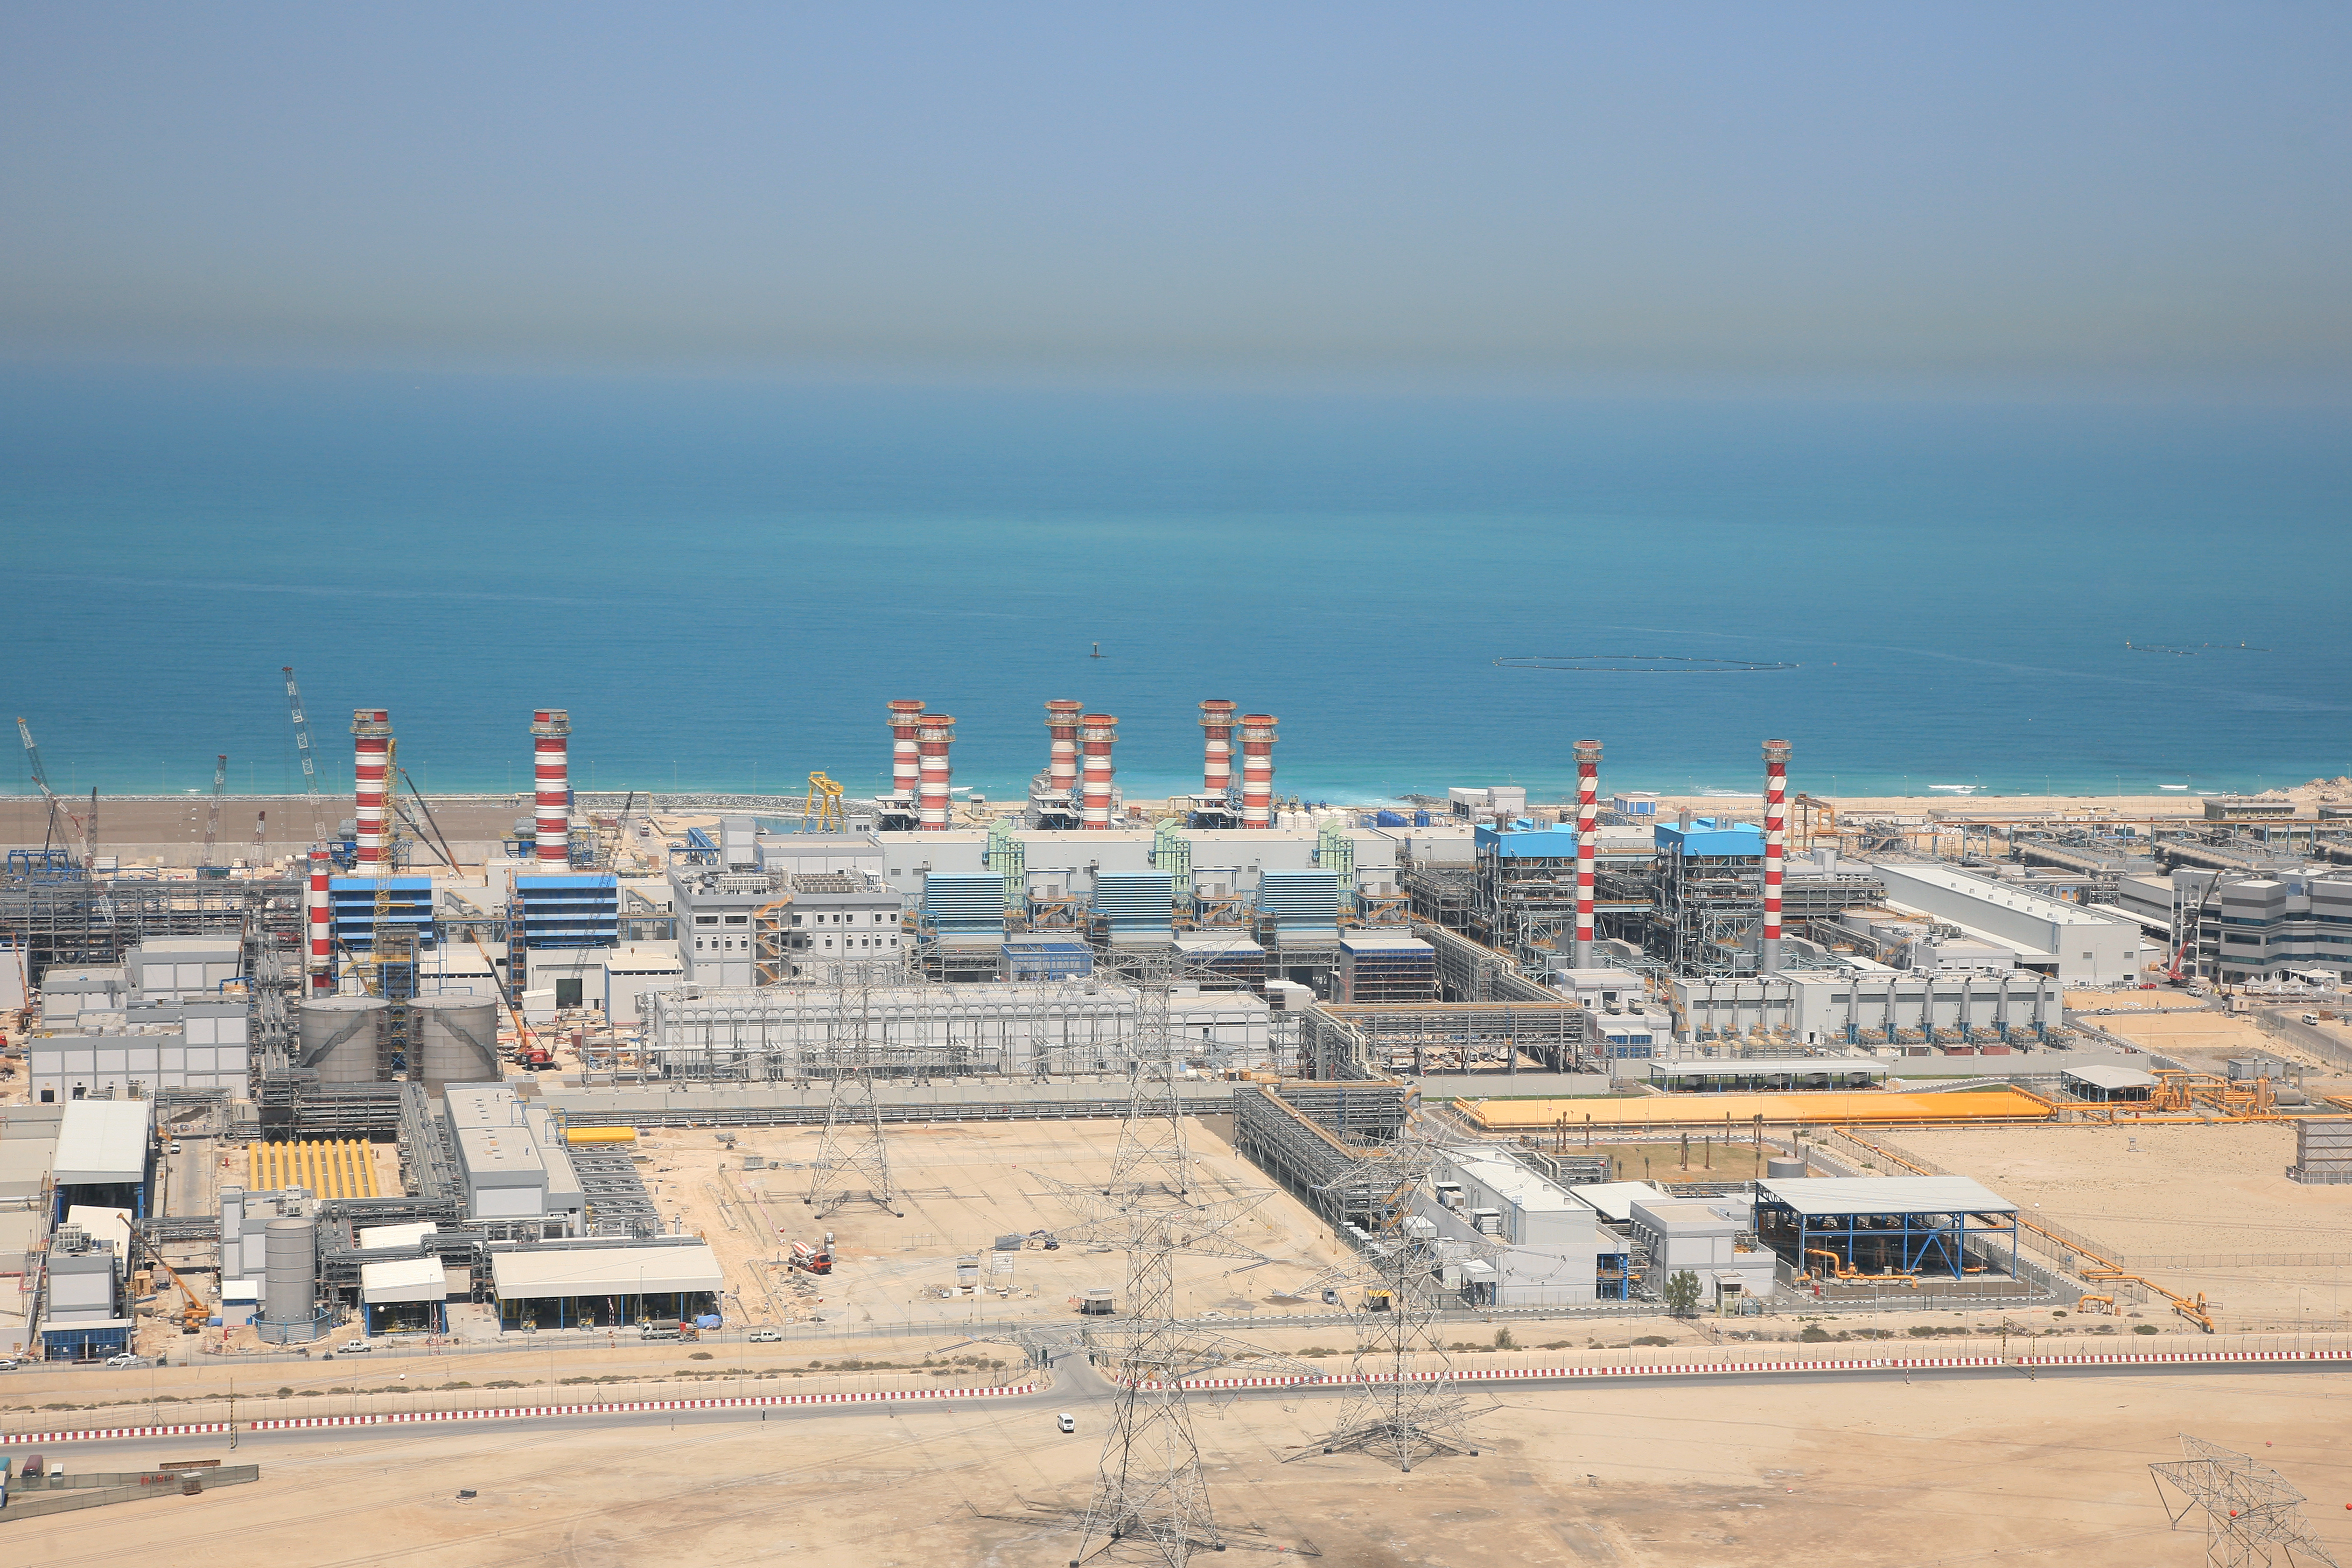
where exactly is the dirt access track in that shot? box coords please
[10,1362,2350,1566]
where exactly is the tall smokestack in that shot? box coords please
[1573,739,1601,971]
[307,846,333,993]
[1045,699,1083,798]
[887,700,926,803]
[351,709,390,870]
[1080,714,1118,830]
[1763,738,1790,974]
[531,709,571,865]
[1199,699,1237,798]
[1238,715,1278,828]
[917,714,955,830]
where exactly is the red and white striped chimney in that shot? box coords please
[307,846,333,993]
[1079,714,1118,830]
[351,709,391,869]
[1573,739,1601,971]
[887,700,925,802]
[531,709,571,864]
[916,714,956,830]
[1238,714,1278,829]
[1045,699,1083,797]
[1762,739,1790,972]
[1199,699,1237,797]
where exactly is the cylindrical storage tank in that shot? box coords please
[1766,1156,1809,1179]
[410,995,502,1094]
[261,1215,319,1339]
[297,996,388,1084]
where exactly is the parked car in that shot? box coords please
[747,1326,782,1343]
[340,1339,374,1354]
[1056,1413,1076,1434]
[167,1141,183,1154]
[0,1358,20,1371]
[103,1353,141,1368]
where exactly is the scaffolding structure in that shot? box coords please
[0,874,302,975]
[1652,839,1764,976]
[642,978,1149,1081]
[1230,1082,1411,1223]
[1300,1001,1593,1080]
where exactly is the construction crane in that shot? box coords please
[801,771,846,833]
[201,754,227,864]
[14,717,93,871]
[2168,869,2251,986]
[282,666,325,842]
[360,735,412,1076]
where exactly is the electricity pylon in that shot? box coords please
[1046,957,1304,1565]
[803,972,900,1217]
[1102,961,1193,1198]
[1301,1128,1488,1471]
[2151,1434,2341,1568]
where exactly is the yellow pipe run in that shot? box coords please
[1459,1087,2054,1132]
[244,1139,381,1199]
[563,1126,638,1144]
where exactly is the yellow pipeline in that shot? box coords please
[244,1139,381,1199]
[564,1126,637,1144]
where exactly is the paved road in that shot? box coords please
[30,1352,2347,1461]
[2251,1007,2352,1075]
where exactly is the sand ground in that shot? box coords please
[9,1367,2351,1567]
[1885,1123,2352,1328]
[641,1118,1357,1334]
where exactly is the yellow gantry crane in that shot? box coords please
[802,771,846,833]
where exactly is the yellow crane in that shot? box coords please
[801,771,846,833]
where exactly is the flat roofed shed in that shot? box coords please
[1755,1175,2020,1284]
[2062,1065,2159,1092]
[490,1242,724,1299]
[54,1099,150,1185]
[1756,1174,2015,1216]
[1649,1059,1890,1090]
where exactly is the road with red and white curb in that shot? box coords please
[8,1347,2344,1451]
[1,1382,1040,1449]
[1146,1346,2352,1390]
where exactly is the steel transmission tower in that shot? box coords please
[803,972,901,1217]
[1047,958,1304,1566]
[1102,957,1193,1198]
[2151,1434,2341,1568]
[1302,1128,1487,1471]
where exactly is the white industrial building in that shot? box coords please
[1627,1193,1777,1308]
[1863,860,2143,984]
[673,827,904,988]
[642,981,1273,1078]
[1411,1148,1630,1306]
[26,999,251,1101]
[444,1082,584,1231]
[122,937,243,1002]
[27,937,254,1101]
[1672,969,2063,1047]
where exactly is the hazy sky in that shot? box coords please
[5,3,2348,387]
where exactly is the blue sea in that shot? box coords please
[4,366,2347,804]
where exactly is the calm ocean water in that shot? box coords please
[4,367,2347,804]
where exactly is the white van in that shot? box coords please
[1056,1413,1076,1434]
